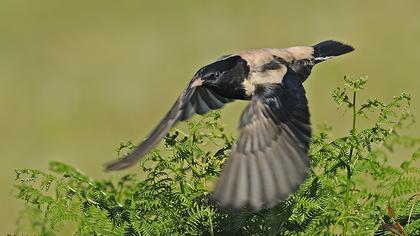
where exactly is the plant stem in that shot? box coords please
[209,214,214,236]
[179,159,185,194]
[352,90,357,133]
[344,90,357,235]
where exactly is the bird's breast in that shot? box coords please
[242,65,287,96]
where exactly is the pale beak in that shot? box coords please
[190,78,203,88]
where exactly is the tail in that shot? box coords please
[312,40,354,63]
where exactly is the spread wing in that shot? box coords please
[105,78,233,171]
[212,68,311,211]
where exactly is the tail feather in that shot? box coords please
[313,40,354,63]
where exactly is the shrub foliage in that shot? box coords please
[14,77,420,235]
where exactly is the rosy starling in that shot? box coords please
[105,40,354,211]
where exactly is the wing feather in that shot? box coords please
[105,80,232,171]
[212,68,311,211]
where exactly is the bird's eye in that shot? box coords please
[214,72,221,78]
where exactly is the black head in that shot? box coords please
[196,55,250,99]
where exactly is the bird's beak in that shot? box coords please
[190,78,203,88]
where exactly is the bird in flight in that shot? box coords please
[105,40,354,211]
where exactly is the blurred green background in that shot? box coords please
[1,0,419,233]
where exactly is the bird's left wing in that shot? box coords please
[212,67,311,211]
[105,77,233,171]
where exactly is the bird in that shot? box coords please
[105,40,354,211]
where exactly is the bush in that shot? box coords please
[14,77,420,235]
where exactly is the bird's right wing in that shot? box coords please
[105,77,233,171]
[212,67,312,211]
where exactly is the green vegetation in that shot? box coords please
[14,77,420,235]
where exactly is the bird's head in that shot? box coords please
[190,55,249,91]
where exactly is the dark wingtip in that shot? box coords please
[103,152,138,171]
[103,159,127,172]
